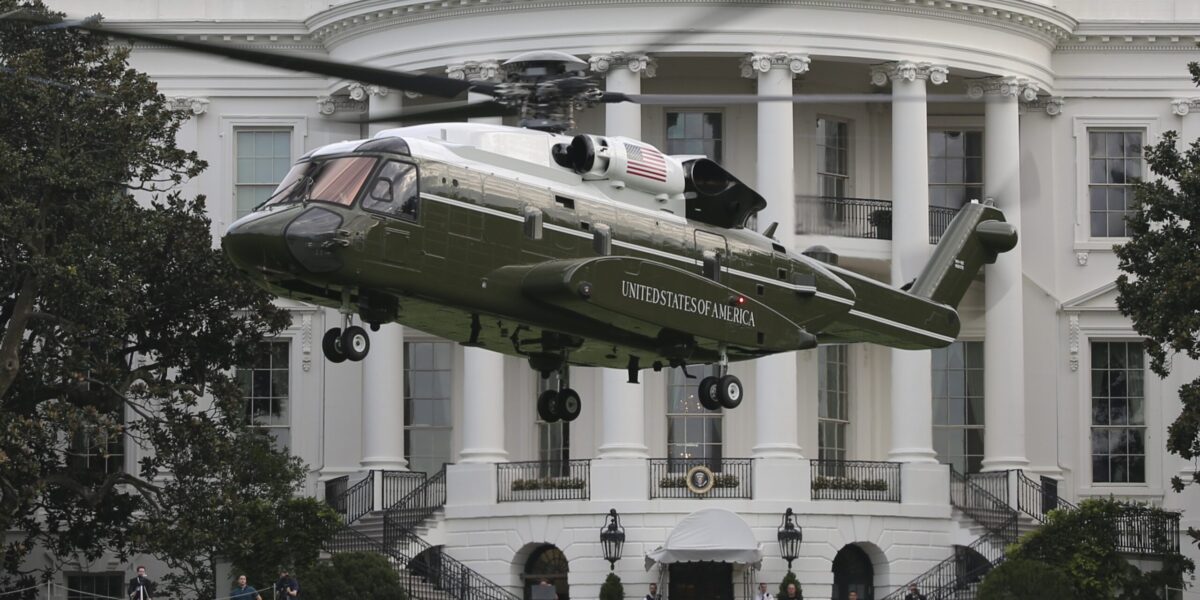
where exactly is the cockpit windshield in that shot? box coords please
[261,156,377,210]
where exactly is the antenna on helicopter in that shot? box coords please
[763,222,779,240]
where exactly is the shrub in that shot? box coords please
[298,552,406,600]
[599,572,624,600]
[510,477,586,491]
[978,559,1076,600]
[776,570,803,599]
[811,476,889,491]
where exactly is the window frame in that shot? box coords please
[1086,339,1150,488]
[362,159,422,221]
[65,572,125,600]
[927,128,985,210]
[220,115,307,228]
[818,344,850,470]
[535,370,570,477]
[665,366,724,469]
[815,116,852,199]
[403,339,455,475]
[1071,116,1159,250]
[664,109,725,164]
[931,340,986,474]
[237,338,292,450]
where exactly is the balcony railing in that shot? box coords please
[382,471,428,508]
[1115,505,1181,556]
[810,459,901,502]
[336,473,375,525]
[496,460,590,502]
[649,457,753,499]
[794,195,960,244]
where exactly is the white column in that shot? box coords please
[360,324,408,470]
[458,347,508,463]
[871,61,948,464]
[447,60,504,125]
[597,369,648,458]
[353,83,400,138]
[973,77,1034,472]
[743,52,810,461]
[1175,98,1200,148]
[589,52,657,139]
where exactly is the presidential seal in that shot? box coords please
[685,465,716,495]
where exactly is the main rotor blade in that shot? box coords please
[352,100,515,124]
[85,24,486,99]
[605,92,976,105]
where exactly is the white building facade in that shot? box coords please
[41,1,1200,599]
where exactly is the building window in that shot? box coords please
[818,345,849,473]
[235,129,292,219]
[404,341,453,475]
[68,411,124,476]
[666,367,722,468]
[66,573,124,600]
[932,341,984,474]
[928,130,983,209]
[1088,130,1143,238]
[1091,341,1146,484]
[237,340,290,450]
[536,370,570,477]
[666,111,723,163]
[817,118,850,198]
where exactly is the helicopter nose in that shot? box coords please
[222,211,298,275]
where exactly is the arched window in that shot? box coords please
[832,544,874,600]
[524,545,569,600]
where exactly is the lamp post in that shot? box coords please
[600,508,626,570]
[777,507,802,572]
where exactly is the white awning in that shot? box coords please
[645,508,763,569]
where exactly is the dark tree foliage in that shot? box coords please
[599,572,624,600]
[777,570,803,599]
[298,552,407,600]
[1115,61,1200,549]
[977,559,1077,600]
[0,2,335,598]
[1006,499,1193,599]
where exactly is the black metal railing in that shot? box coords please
[1016,471,1075,523]
[384,465,448,545]
[324,475,349,511]
[966,471,1010,508]
[496,460,590,502]
[810,459,901,502]
[950,467,1019,544]
[795,195,894,240]
[382,471,427,508]
[327,523,520,600]
[1115,505,1181,556]
[649,458,753,499]
[880,533,1007,600]
[929,206,958,244]
[334,473,375,525]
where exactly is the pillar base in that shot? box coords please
[458,448,508,464]
[596,443,649,460]
[591,459,649,501]
[900,462,950,506]
[360,457,409,471]
[445,463,497,507]
[751,443,804,460]
[753,458,811,502]
[888,447,939,464]
[981,456,1030,472]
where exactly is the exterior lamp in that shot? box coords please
[777,507,802,572]
[600,508,625,570]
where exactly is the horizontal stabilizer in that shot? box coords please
[909,202,1017,307]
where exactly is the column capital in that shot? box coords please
[1170,97,1200,116]
[1021,95,1065,117]
[589,52,657,78]
[966,76,1039,102]
[445,60,504,83]
[166,96,209,116]
[740,52,810,79]
[348,82,389,101]
[870,61,948,86]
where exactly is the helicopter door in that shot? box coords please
[694,230,729,283]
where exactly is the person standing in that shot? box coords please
[275,569,299,600]
[755,582,774,600]
[782,582,801,600]
[903,584,927,600]
[126,566,153,600]
[644,582,660,600]
[230,575,262,600]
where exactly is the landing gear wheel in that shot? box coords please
[717,374,743,409]
[537,389,561,423]
[322,328,347,363]
[556,388,582,422]
[697,376,721,411]
[341,325,371,361]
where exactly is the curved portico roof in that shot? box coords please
[645,508,763,569]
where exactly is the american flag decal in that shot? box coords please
[624,142,668,182]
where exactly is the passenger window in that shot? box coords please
[363,161,420,220]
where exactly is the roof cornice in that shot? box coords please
[1058,21,1200,52]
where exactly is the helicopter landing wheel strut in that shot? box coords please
[535,365,582,423]
[697,346,742,410]
[323,314,372,363]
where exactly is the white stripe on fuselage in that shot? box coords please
[421,192,950,344]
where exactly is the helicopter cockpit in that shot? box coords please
[249,150,419,221]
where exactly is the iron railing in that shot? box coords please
[794,196,961,244]
[1016,471,1074,523]
[496,460,590,502]
[384,465,448,544]
[949,468,1019,544]
[382,471,427,508]
[795,195,894,240]
[880,533,1007,600]
[966,471,1009,507]
[649,458,753,499]
[1115,505,1181,556]
[334,472,375,525]
[327,524,521,600]
[810,459,901,502]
